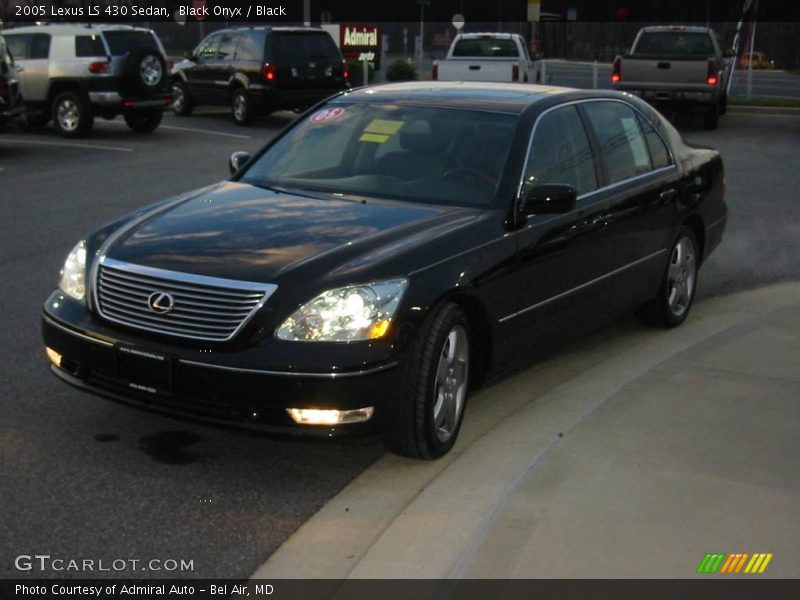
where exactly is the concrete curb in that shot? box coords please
[251,282,800,579]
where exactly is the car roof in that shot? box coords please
[3,24,153,36]
[227,26,329,34]
[336,81,590,114]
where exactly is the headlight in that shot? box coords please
[276,278,407,342]
[58,241,87,301]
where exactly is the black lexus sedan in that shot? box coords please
[42,82,726,459]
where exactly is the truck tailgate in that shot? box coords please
[620,56,711,88]
[437,59,518,82]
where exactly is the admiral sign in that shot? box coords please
[339,25,382,69]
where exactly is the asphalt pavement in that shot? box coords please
[0,108,798,579]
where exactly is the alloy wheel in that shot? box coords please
[667,237,697,318]
[432,325,469,442]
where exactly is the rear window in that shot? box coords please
[634,32,714,56]
[452,38,519,58]
[75,35,105,58]
[269,32,340,64]
[102,31,158,56]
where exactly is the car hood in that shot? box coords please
[104,182,481,284]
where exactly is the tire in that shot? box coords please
[704,103,719,130]
[52,91,93,137]
[171,80,193,116]
[123,109,163,133]
[387,302,470,459]
[231,88,256,125]
[122,46,167,97]
[719,93,728,116]
[635,227,699,328]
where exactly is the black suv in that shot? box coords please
[171,27,350,125]
[0,34,26,133]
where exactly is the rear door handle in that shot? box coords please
[469,65,481,71]
[659,188,678,202]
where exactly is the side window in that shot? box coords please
[75,35,105,58]
[582,101,652,184]
[196,35,220,61]
[638,115,672,170]
[217,33,238,60]
[29,34,51,59]
[236,31,265,61]
[522,105,598,197]
[5,35,30,60]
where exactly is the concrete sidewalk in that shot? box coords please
[253,282,800,579]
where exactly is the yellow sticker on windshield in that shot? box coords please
[359,133,391,143]
[365,119,404,135]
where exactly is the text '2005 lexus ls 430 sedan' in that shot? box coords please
[42,82,726,459]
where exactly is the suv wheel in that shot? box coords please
[52,91,93,137]
[172,80,193,116]
[123,47,167,97]
[231,88,256,125]
[124,109,163,133]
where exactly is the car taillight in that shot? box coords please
[432,63,438,80]
[262,63,277,82]
[707,59,718,85]
[342,61,349,81]
[611,57,621,83]
[512,64,519,82]
[88,61,110,74]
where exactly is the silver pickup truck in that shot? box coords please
[612,26,733,130]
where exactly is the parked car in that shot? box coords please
[42,82,726,459]
[739,51,775,70]
[3,24,171,137]
[171,27,349,125]
[611,25,733,130]
[432,32,536,83]
[0,34,26,133]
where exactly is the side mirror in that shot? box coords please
[184,50,195,61]
[229,151,251,175]
[519,184,577,216]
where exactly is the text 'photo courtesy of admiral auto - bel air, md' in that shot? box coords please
[41,81,726,460]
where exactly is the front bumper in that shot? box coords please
[42,296,402,436]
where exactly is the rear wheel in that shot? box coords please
[124,109,163,133]
[387,302,470,459]
[719,93,728,116]
[172,80,193,116]
[52,91,93,137]
[704,103,719,130]
[636,227,699,328]
[231,88,256,125]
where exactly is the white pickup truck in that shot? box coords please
[432,33,535,83]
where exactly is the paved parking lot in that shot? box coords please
[0,108,798,579]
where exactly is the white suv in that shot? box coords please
[4,24,171,137]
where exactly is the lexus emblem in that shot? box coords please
[147,292,175,314]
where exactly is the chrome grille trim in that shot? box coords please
[94,257,277,342]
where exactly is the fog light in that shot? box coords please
[286,407,375,426]
[45,347,62,368]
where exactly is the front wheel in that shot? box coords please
[172,80,193,117]
[52,91,93,137]
[124,109,163,133]
[636,228,699,328]
[387,302,470,459]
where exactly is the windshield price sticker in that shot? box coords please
[310,107,346,124]
[359,119,404,143]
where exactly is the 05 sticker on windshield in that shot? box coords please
[359,119,405,143]
[310,107,346,123]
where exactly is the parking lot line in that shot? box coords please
[1,138,134,152]
[160,125,253,140]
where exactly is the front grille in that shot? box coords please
[95,258,277,342]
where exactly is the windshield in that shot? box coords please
[103,31,158,56]
[240,103,518,207]
[634,32,714,56]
